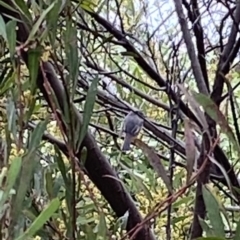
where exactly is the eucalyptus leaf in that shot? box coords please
[28,47,42,94]
[202,185,225,238]
[45,170,54,200]
[198,217,215,237]
[16,198,60,240]
[96,212,107,238]
[135,139,173,193]
[12,0,32,23]
[28,118,49,154]
[0,1,19,13]
[9,153,37,236]
[6,20,16,58]
[77,77,99,151]
[192,91,240,153]
[65,20,79,97]
[26,2,55,43]
[46,0,62,45]
[0,157,22,209]
[0,15,6,41]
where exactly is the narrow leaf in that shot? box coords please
[54,147,72,215]
[28,47,42,94]
[192,91,240,153]
[46,0,63,45]
[0,15,6,40]
[45,170,54,200]
[77,77,99,150]
[184,118,196,183]
[6,98,17,139]
[198,217,215,237]
[178,84,209,132]
[135,139,173,193]
[65,20,79,96]
[6,20,16,58]
[16,198,60,240]
[208,155,234,200]
[97,212,107,238]
[12,0,32,23]
[55,146,69,187]
[10,154,37,232]
[0,157,22,208]
[117,211,129,230]
[202,185,225,238]
[0,1,18,13]
[26,3,55,43]
[28,118,48,154]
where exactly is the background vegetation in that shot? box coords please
[0,0,240,239]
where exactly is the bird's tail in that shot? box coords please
[122,134,132,151]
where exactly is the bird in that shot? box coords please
[121,110,144,151]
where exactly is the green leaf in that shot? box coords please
[208,155,234,201]
[172,196,193,209]
[118,211,129,230]
[96,212,107,238]
[25,98,37,122]
[12,0,32,24]
[121,163,153,200]
[0,67,14,96]
[76,77,99,150]
[171,215,189,225]
[28,46,42,94]
[198,217,215,237]
[10,154,37,235]
[45,170,54,200]
[54,147,72,217]
[6,98,17,139]
[135,139,173,193]
[28,118,49,154]
[202,185,225,238]
[0,1,18,13]
[0,15,6,41]
[0,157,22,209]
[234,219,240,240]
[6,20,16,58]
[192,91,240,153]
[178,84,209,132]
[80,0,96,12]
[85,224,96,240]
[55,146,69,187]
[16,198,60,240]
[133,175,153,200]
[26,2,55,43]
[65,20,79,98]
[46,0,63,46]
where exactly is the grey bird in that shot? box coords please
[121,110,144,151]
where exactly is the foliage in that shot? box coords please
[0,0,240,240]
